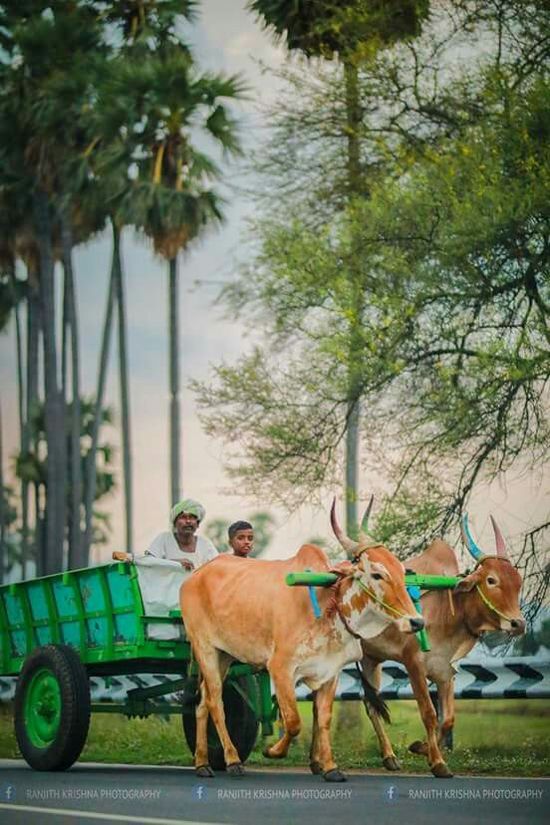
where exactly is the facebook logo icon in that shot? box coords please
[192,785,207,801]
[1,784,15,802]
[385,785,398,803]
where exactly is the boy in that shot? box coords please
[228,520,254,558]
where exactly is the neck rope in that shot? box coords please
[335,577,411,640]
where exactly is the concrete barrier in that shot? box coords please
[1,656,548,704]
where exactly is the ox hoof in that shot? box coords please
[409,740,428,756]
[195,765,215,778]
[383,756,401,771]
[227,762,246,778]
[310,761,323,775]
[323,769,347,783]
[263,746,284,759]
[431,762,453,779]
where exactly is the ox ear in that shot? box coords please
[454,571,480,593]
[329,561,356,578]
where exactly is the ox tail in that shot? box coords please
[355,664,391,724]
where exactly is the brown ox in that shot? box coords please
[356,514,525,777]
[179,509,423,782]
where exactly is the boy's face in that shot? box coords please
[230,529,254,557]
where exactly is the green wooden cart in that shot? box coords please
[0,560,274,772]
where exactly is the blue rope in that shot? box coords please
[305,568,322,618]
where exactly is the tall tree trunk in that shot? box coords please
[344,60,363,539]
[61,259,69,404]
[61,215,83,569]
[26,275,41,576]
[113,221,134,553]
[9,264,25,444]
[9,263,30,578]
[169,255,181,505]
[83,229,117,560]
[34,189,66,574]
[342,62,365,743]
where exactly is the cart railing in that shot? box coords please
[0,561,191,676]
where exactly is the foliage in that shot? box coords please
[248,0,430,58]
[194,2,549,611]
[13,397,117,558]
[0,1,246,571]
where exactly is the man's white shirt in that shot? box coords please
[145,531,218,570]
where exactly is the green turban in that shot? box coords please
[170,498,206,525]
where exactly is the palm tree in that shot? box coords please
[16,397,117,571]
[0,2,107,573]
[82,1,199,556]
[248,0,429,536]
[112,44,245,505]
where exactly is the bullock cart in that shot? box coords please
[0,560,274,771]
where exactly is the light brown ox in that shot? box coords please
[354,515,525,777]
[179,521,424,782]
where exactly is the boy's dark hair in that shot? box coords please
[228,520,253,540]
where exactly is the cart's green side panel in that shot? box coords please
[0,563,189,676]
[106,566,139,645]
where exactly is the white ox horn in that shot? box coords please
[490,515,508,558]
[358,494,378,544]
[330,497,358,558]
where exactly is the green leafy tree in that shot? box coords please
[248,0,431,536]
[195,1,549,612]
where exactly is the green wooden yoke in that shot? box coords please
[285,571,461,652]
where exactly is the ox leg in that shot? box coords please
[437,679,455,751]
[311,677,347,782]
[194,654,232,777]
[359,657,401,771]
[404,654,453,779]
[309,690,322,774]
[263,664,301,760]
[195,677,214,777]
[193,647,243,776]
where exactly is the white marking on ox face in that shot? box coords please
[340,557,394,640]
[345,555,422,637]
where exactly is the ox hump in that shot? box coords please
[406,539,459,577]
[293,543,331,571]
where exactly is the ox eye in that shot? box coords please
[372,573,383,581]
[487,576,497,586]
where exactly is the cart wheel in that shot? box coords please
[182,674,259,771]
[14,644,91,771]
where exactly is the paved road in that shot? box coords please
[0,760,547,825]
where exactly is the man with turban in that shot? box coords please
[113,498,218,570]
[144,498,218,571]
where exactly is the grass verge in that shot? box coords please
[1,698,548,776]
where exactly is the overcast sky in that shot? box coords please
[0,1,547,565]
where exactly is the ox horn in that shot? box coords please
[490,515,508,558]
[460,513,485,562]
[330,497,358,558]
[358,494,378,545]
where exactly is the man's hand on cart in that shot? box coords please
[112,551,133,562]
